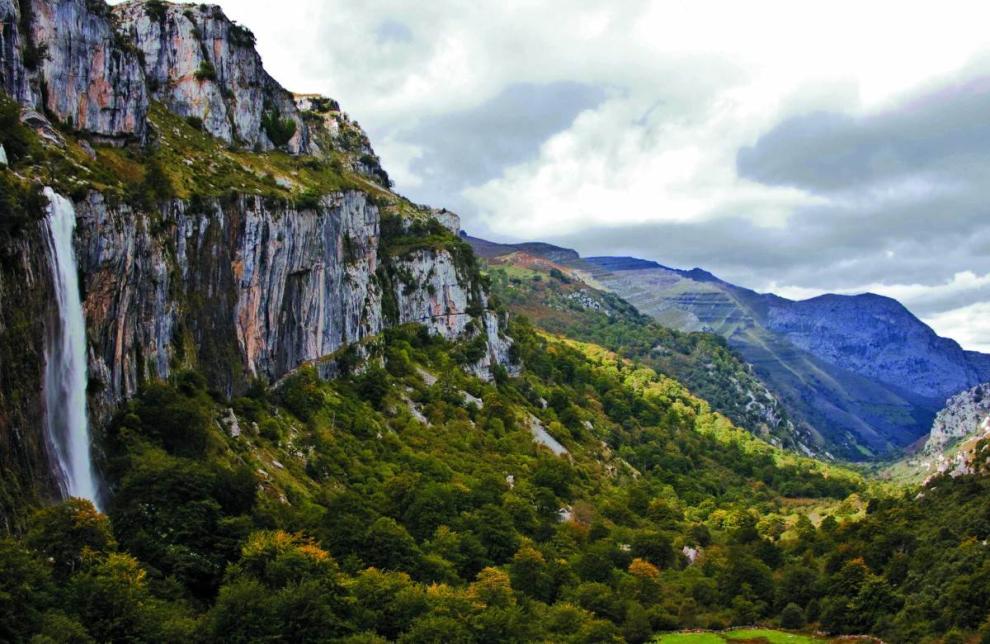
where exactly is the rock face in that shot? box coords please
[766,294,988,401]
[0,0,35,104]
[30,0,148,140]
[2,0,149,139]
[73,190,508,426]
[114,1,307,153]
[901,383,990,480]
[925,383,990,456]
[0,221,63,528]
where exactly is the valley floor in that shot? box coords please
[655,628,876,643]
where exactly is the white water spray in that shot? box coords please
[42,188,100,508]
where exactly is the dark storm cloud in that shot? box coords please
[549,185,990,317]
[737,71,990,193]
[390,81,607,209]
[375,19,413,44]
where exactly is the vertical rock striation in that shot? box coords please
[74,191,510,427]
[29,0,148,140]
[0,221,62,528]
[114,1,308,153]
[0,0,35,104]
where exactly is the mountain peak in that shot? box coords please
[583,256,666,271]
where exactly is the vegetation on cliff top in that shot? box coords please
[0,91,421,220]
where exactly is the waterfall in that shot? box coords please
[42,188,101,509]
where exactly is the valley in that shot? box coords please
[0,0,988,642]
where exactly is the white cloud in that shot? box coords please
[925,302,990,353]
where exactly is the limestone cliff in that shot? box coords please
[0,0,35,105]
[0,220,62,529]
[909,383,990,479]
[926,383,990,454]
[31,0,148,140]
[114,0,308,153]
[75,190,509,428]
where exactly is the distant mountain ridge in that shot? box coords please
[466,234,990,459]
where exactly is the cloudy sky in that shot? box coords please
[211,0,990,350]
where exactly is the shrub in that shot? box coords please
[278,367,324,421]
[126,157,175,210]
[259,418,282,443]
[128,379,212,457]
[295,188,322,210]
[185,115,204,130]
[194,60,217,82]
[0,174,46,239]
[780,602,806,629]
[145,0,167,21]
[229,22,256,47]
[262,110,297,147]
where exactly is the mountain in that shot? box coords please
[467,238,990,460]
[467,237,821,456]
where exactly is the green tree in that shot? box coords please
[0,538,53,641]
[780,602,805,629]
[364,517,422,572]
[351,568,427,639]
[25,499,116,579]
[509,544,553,602]
[66,553,156,642]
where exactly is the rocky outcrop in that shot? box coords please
[907,383,990,480]
[73,190,509,426]
[296,93,388,185]
[924,383,990,456]
[0,220,63,528]
[114,1,307,153]
[29,0,148,140]
[432,209,460,234]
[0,0,35,105]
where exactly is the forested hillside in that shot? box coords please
[3,317,989,642]
[1,1,990,642]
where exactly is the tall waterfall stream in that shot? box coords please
[42,188,100,509]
